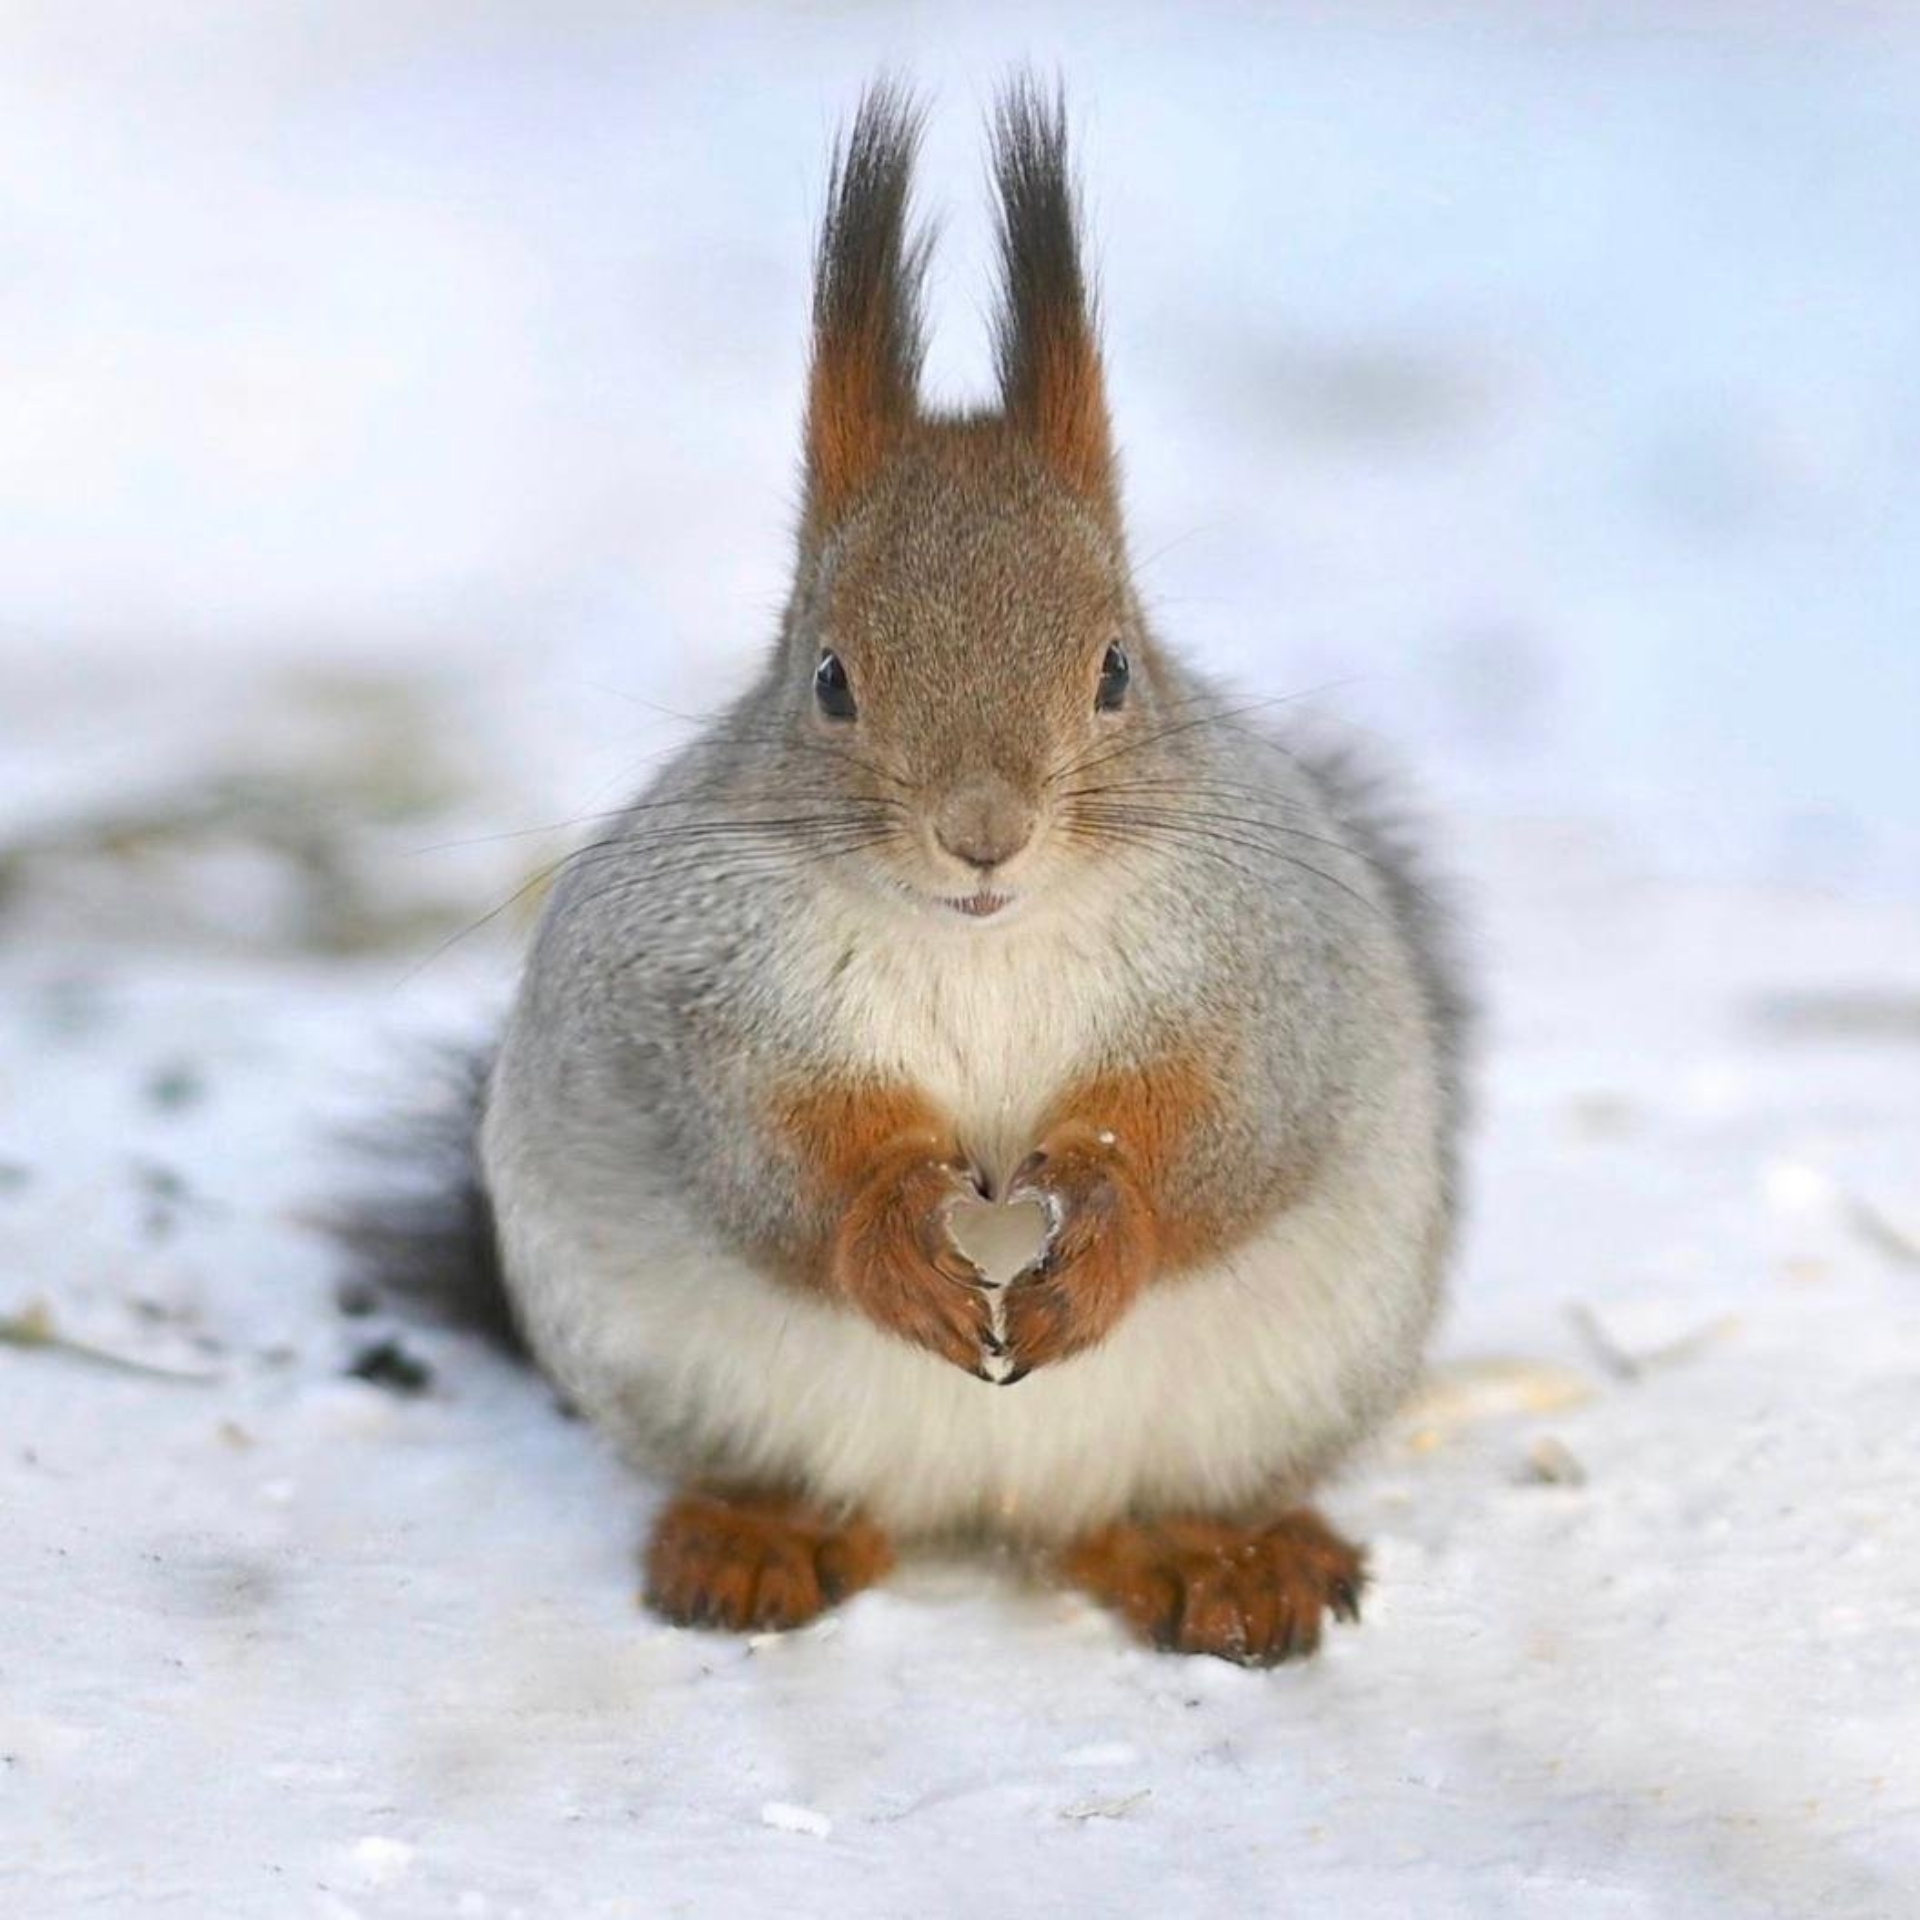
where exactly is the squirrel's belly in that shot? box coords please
[525,1146,1439,1540]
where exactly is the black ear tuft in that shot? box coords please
[989,76,1115,508]
[806,79,932,528]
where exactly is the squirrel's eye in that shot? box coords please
[814,650,857,721]
[1096,642,1130,712]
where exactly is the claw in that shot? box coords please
[925,1235,986,1287]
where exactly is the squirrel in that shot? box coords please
[368,79,1466,1667]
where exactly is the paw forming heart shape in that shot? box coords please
[942,1192,1054,1382]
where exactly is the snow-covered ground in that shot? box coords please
[4,6,1918,1915]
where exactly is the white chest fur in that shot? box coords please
[803,892,1122,1176]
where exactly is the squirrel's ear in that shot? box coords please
[990,79,1115,513]
[805,83,930,532]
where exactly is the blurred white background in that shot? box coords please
[5,0,1916,920]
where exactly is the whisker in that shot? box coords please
[1062,813,1385,920]
[1056,818,1277,896]
[408,790,908,856]
[1047,692,1302,787]
[1047,677,1365,790]
[577,834,899,935]
[398,795,905,981]
[1060,777,1328,822]
[1071,800,1370,867]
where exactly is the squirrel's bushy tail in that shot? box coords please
[329,1047,525,1354]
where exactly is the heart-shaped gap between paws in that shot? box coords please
[945,1194,1052,1287]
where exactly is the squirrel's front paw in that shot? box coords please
[831,1151,1003,1376]
[999,1129,1154,1380]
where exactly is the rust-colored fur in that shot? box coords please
[804,79,1118,535]
[769,1077,953,1199]
[765,1048,1285,1378]
[768,1079,998,1371]
[990,81,1115,510]
[644,1488,894,1632]
[768,1055,1251,1377]
[1062,1510,1365,1665]
[1037,1053,1226,1265]
[804,84,928,530]
[999,1122,1154,1376]
[993,1048,1294,1373]
[832,1142,999,1372]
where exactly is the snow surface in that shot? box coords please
[5,5,1919,1916]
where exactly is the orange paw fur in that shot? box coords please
[1062,1509,1365,1665]
[643,1489,894,1633]
[832,1147,1000,1375]
[999,1124,1154,1377]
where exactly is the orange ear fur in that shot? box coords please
[990,77,1116,511]
[804,83,930,530]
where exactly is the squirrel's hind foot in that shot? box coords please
[643,1487,893,1634]
[1061,1509,1365,1667]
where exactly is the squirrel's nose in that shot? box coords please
[934,776,1036,872]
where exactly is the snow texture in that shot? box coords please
[4,6,1917,1916]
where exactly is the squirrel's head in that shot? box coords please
[775,81,1174,926]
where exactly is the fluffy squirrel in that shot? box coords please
[389,81,1466,1667]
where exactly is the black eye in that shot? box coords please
[814,650,857,721]
[1096,642,1130,712]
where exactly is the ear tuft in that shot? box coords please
[990,77,1114,509]
[806,81,931,530]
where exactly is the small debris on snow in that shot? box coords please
[145,1060,207,1111]
[345,1336,434,1396]
[1395,1357,1594,1448]
[1518,1435,1587,1487]
[0,1298,223,1384]
[1058,1788,1152,1822]
[760,1801,833,1839]
[1754,1157,1920,1268]
[1843,1193,1920,1272]
[1568,1303,1737,1382]
[1567,1302,1642,1381]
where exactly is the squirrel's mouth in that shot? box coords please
[945,889,1014,920]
